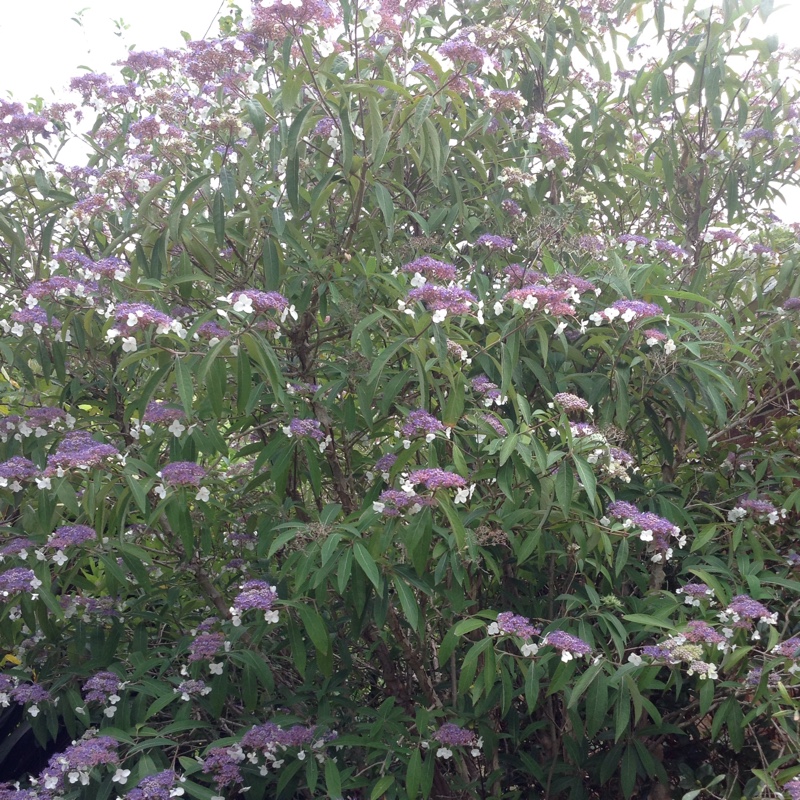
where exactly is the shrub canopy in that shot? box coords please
[2,0,800,798]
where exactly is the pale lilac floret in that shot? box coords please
[400,257,457,282]
[405,469,466,490]
[542,630,592,661]
[0,568,41,596]
[125,769,183,800]
[773,637,800,658]
[474,234,514,250]
[83,671,122,703]
[159,462,206,486]
[49,525,95,549]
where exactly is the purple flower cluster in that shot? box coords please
[652,239,689,259]
[439,35,491,67]
[46,431,119,472]
[241,722,322,751]
[474,234,514,250]
[480,414,507,436]
[196,321,230,340]
[400,257,457,282]
[404,285,477,317]
[432,723,476,747]
[676,583,714,606]
[39,735,119,793]
[49,525,95,549]
[471,375,503,403]
[0,538,35,560]
[251,0,338,38]
[177,679,209,699]
[8,307,62,331]
[542,630,592,661]
[606,500,682,558]
[773,637,800,658]
[374,489,436,516]
[142,402,184,424]
[188,632,225,662]
[159,462,207,486]
[618,234,649,249]
[552,393,590,414]
[375,453,397,473]
[501,199,522,217]
[0,457,38,488]
[228,290,289,314]
[83,671,123,703]
[283,418,325,441]
[504,284,575,316]
[591,299,663,326]
[114,303,174,332]
[728,496,780,524]
[400,410,446,440]
[783,297,800,311]
[125,769,183,800]
[0,568,41,597]
[741,127,774,142]
[784,778,800,800]
[491,611,541,639]
[10,683,51,706]
[404,469,466,490]
[683,621,726,646]
[23,276,99,306]
[232,580,277,613]
[721,594,776,627]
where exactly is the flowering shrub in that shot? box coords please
[1,0,800,798]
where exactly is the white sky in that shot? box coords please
[0,0,798,218]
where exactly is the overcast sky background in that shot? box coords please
[1,1,799,218]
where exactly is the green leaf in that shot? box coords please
[573,454,597,511]
[174,358,194,417]
[392,575,419,632]
[212,190,225,248]
[296,604,330,656]
[370,775,394,800]
[353,541,383,592]
[374,183,395,242]
[324,759,343,799]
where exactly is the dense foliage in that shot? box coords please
[2,0,800,797]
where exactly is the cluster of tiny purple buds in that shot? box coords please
[7,307,62,332]
[728,496,781,524]
[571,422,599,437]
[48,525,95,550]
[159,462,206,486]
[676,583,714,606]
[83,671,123,703]
[177,679,210,700]
[403,469,466,491]
[0,457,38,488]
[231,580,278,624]
[618,234,649,250]
[201,747,244,790]
[590,299,663,326]
[784,778,800,800]
[489,612,541,639]
[0,538,35,560]
[721,594,777,627]
[188,632,225,662]
[125,769,183,800]
[504,285,574,316]
[606,500,682,558]
[282,418,325,441]
[400,410,446,440]
[0,568,42,597]
[432,723,477,747]
[40,735,119,792]
[400,257,457,283]
[142,402,184,424]
[10,683,51,706]
[783,297,800,311]
[741,127,774,142]
[196,321,230,340]
[471,375,504,404]
[542,630,592,661]
[501,199,522,217]
[652,239,689,259]
[402,285,477,319]
[313,117,337,138]
[114,303,174,332]
[773,637,800,658]
[683,621,726,646]
[474,234,514,250]
[226,289,289,316]
[23,276,99,306]
[481,414,507,436]
[551,393,590,414]
[374,453,397,474]
[46,431,119,472]
[374,489,436,516]
[503,264,547,288]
